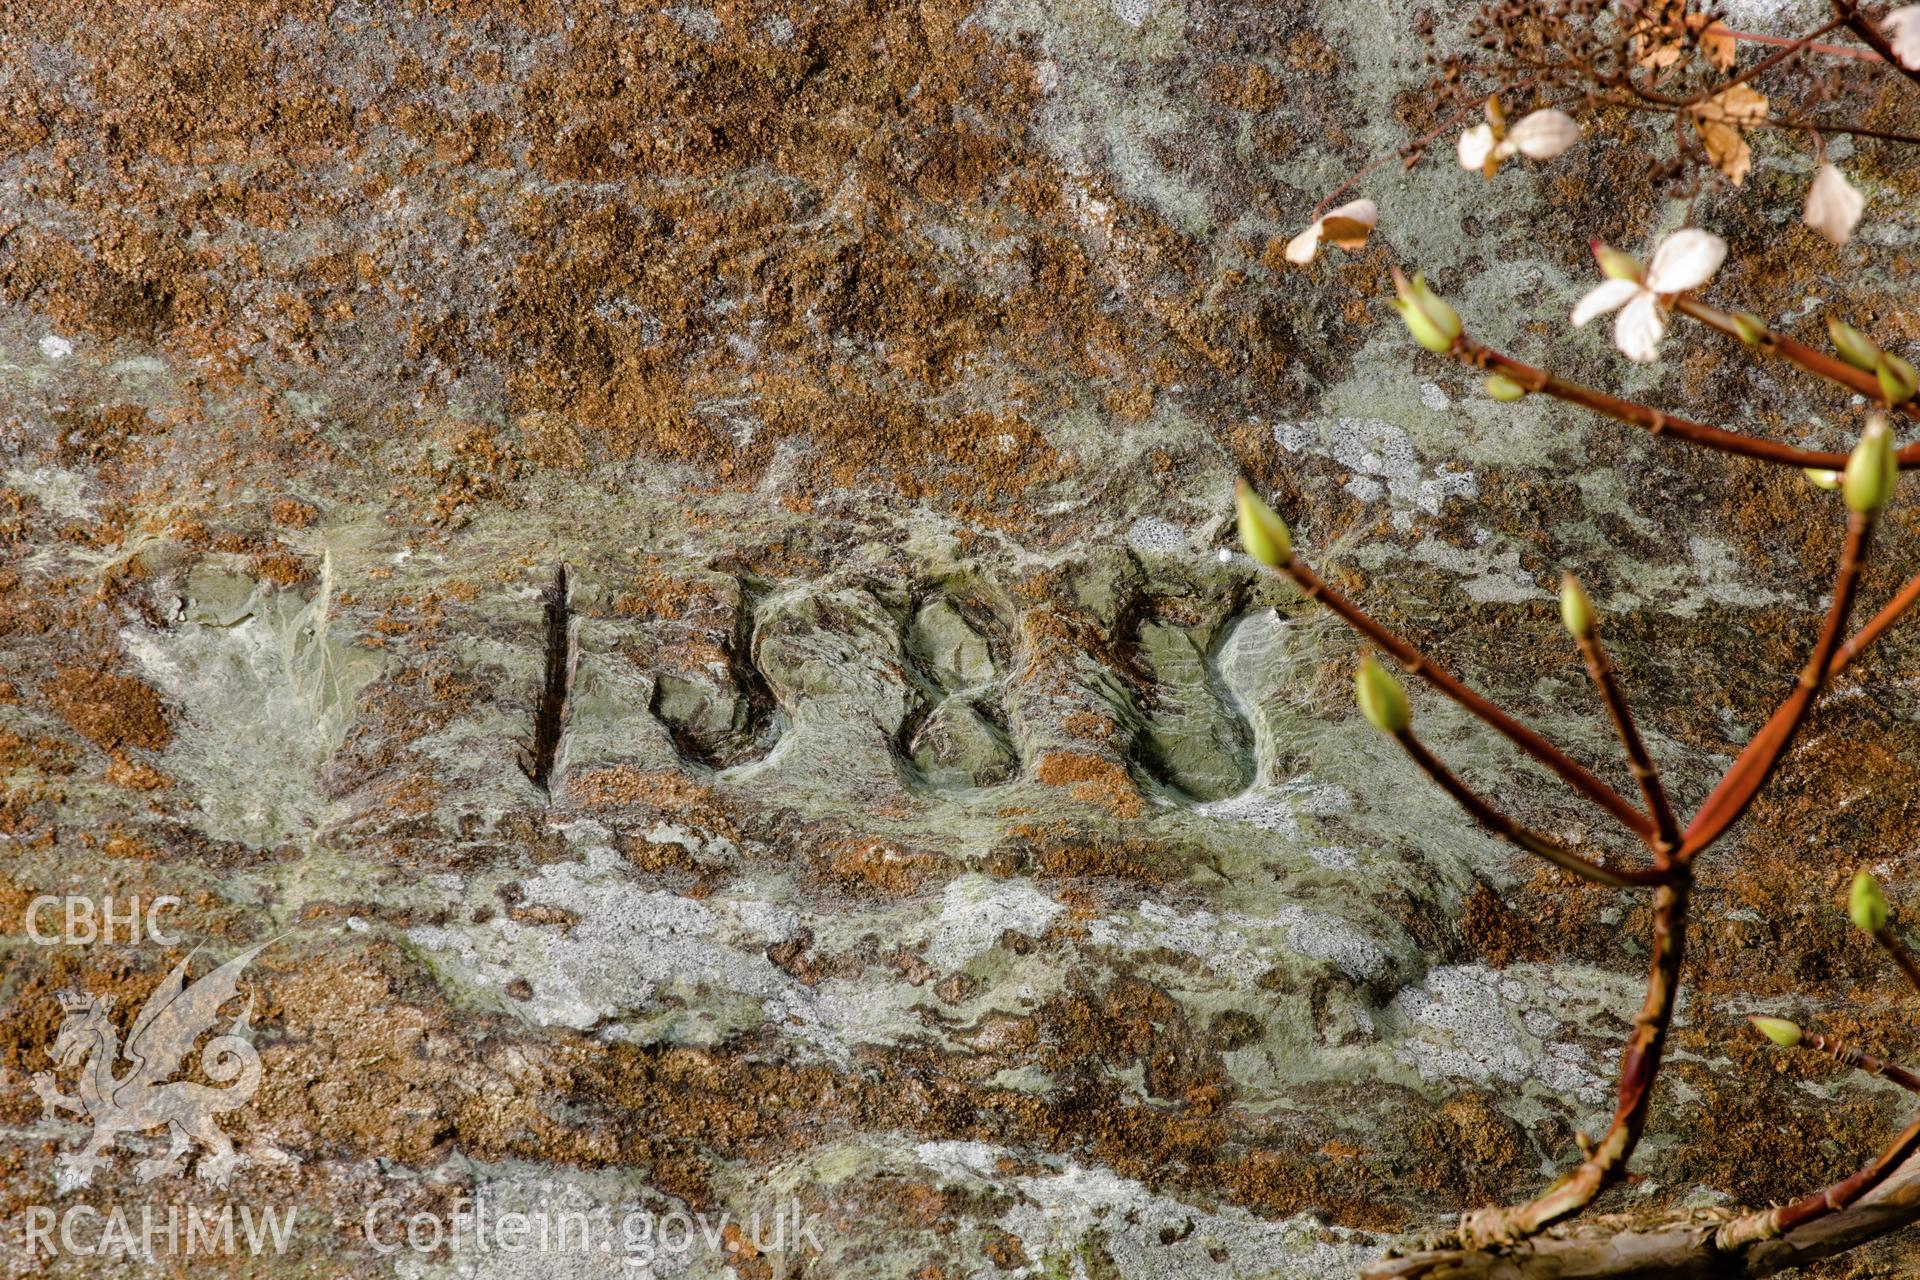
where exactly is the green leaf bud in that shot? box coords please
[1851,869,1890,933]
[1234,479,1293,568]
[1354,655,1411,734]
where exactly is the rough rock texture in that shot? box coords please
[3,0,1920,1276]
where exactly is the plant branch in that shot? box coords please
[1453,512,1872,1248]
[1751,1116,1920,1242]
[1367,1035,1920,1274]
[1680,512,1875,856]
[1313,74,1547,219]
[1457,875,1692,1248]
[1454,335,1860,469]
[1572,621,1681,857]
[1277,554,1655,838]
[1875,927,1920,997]
[1790,1028,1920,1095]
[1674,298,1920,434]
[1709,21,1885,61]
[1839,1,1920,93]
[1830,569,1920,676]
[1680,15,1854,108]
[1366,1158,1920,1278]
[1596,84,1920,145]
[1772,115,1920,145]
[1393,730,1674,888]
[1717,1031,1920,1249]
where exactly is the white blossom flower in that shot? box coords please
[1571,229,1727,363]
[1283,199,1377,265]
[1803,162,1865,246]
[1457,124,1497,171]
[1457,108,1581,175]
[1509,110,1582,158]
[1886,6,1920,69]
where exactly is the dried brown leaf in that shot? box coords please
[1695,119,1751,185]
[1687,83,1765,185]
[1636,37,1683,70]
[1701,24,1738,70]
[1692,83,1768,128]
[1632,1,1722,69]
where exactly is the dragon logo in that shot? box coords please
[30,941,283,1190]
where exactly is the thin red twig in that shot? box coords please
[1394,730,1674,888]
[1681,513,1875,856]
[1574,626,1680,857]
[1680,15,1854,108]
[1793,1030,1920,1095]
[1874,927,1920,997]
[1839,3,1920,93]
[1674,298,1920,432]
[1277,555,1655,838]
[1313,74,1546,219]
[1709,22,1883,61]
[1454,336,1864,470]
[1830,570,1920,676]
[1717,1032,1920,1249]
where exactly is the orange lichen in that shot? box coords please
[42,666,171,752]
[1032,750,1145,820]
[822,838,942,897]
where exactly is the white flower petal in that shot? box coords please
[1804,162,1866,246]
[1319,198,1377,250]
[1506,109,1581,161]
[1322,198,1377,229]
[1457,124,1496,171]
[1572,278,1641,328]
[1284,221,1323,265]
[1644,228,1727,295]
[1885,6,1920,70]
[1614,292,1668,364]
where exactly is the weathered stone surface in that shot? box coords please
[2,0,1919,1276]
[908,697,1019,789]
